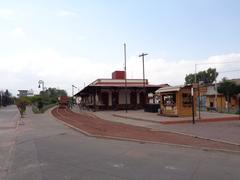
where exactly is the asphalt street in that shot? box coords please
[1,106,240,180]
[0,105,19,180]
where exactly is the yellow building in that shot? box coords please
[156,85,196,117]
[206,94,238,112]
[204,84,239,112]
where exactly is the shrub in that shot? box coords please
[15,97,31,117]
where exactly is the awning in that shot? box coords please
[155,85,183,94]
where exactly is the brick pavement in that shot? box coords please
[72,106,240,145]
[52,107,240,152]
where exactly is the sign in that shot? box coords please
[191,87,194,96]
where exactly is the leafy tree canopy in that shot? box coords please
[15,96,31,117]
[185,68,218,85]
[217,78,240,102]
[0,89,14,106]
[39,87,67,104]
[4,89,11,97]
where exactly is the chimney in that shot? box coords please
[112,71,125,79]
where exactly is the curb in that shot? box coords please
[150,128,240,147]
[110,113,240,146]
[113,114,159,124]
[113,114,240,125]
[49,108,240,154]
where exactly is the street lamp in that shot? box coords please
[139,53,148,106]
[38,80,45,91]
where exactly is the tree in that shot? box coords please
[0,89,14,107]
[39,87,67,104]
[29,95,42,104]
[4,89,12,106]
[15,97,31,118]
[217,78,240,112]
[185,68,218,85]
[37,101,43,111]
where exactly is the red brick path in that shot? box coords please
[52,107,240,152]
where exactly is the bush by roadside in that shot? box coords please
[15,97,31,117]
[32,103,57,113]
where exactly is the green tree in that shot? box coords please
[1,89,14,106]
[37,100,43,111]
[217,78,240,112]
[39,87,67,105]
[29,95,42,104]
[15,97,31,117]
[185,68,218,84]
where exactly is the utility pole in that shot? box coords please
[72,85,77,97]
[124,43,128,113]
[238,95,240,120]
[195,64,197,84]
[139,53,148,106]
[198,82,201,120]
[191,87,195,124]
[214,69,218,111]
[195,64,201,120]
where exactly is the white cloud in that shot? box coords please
[57,10,77,17]
[0,9,15,19]
[0,49,240,96]
[10,27,25,38]
[0,49,113,95]
[127,53,240,85]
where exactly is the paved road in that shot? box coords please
[2,106,240,180]
[0,105,20,180]
[0,105,19,129]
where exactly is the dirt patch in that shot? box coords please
[51,107,240,152]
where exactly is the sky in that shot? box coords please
[1,0,240,96]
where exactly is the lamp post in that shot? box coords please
[139,53,148,107]
[38,80,45,91]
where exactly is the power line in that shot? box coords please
[196,60,240,66]
[195,61,240,81]
[219,69,240,73]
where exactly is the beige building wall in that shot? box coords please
[118,90,131,104]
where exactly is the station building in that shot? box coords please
[75,71,168,111]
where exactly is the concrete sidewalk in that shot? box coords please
[112,110,239,124]
[72,106,240,145]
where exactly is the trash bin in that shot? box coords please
[144,104,159,112]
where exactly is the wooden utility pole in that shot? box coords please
[124,43,128,113]
[191,87,195,124]
[139,53,148,106]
